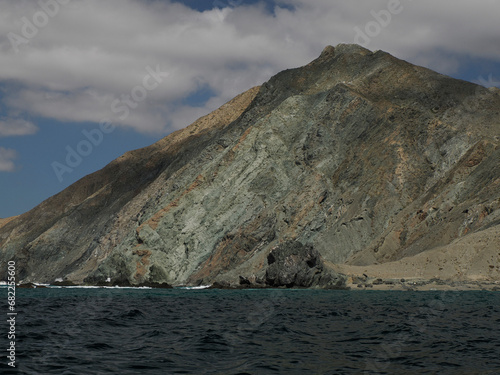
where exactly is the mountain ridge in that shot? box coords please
[1,44,499,287]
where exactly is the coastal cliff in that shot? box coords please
[1,44,499,288]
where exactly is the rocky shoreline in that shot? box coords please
[11,240,500,291]
[13,278,500,291]
[15,281,173,289]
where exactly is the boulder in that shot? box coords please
[265,241,346,288]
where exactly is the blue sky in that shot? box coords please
[0,0,499,218]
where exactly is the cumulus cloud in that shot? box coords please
[0,118,37,137]
[0,147,17,172]
[0,0,499,135]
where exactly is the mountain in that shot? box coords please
[1,44,499,288]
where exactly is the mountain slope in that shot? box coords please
[1,44,499,286]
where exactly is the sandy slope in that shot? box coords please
[330,225,500,289]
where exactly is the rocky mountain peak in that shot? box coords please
[1,45,499,287]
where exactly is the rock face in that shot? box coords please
[1,44,499,286]
[265,241,346,288]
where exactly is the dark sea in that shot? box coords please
[2,287,500,374]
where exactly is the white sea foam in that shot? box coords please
[178,285,211,290]
[52,285,153,289]
[0,282,155,290]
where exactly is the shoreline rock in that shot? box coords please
[264,241,347,289]
[11,280,500,291]
[17,283,47,289]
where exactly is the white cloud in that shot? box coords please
[0,147,17,172]
[0,118,37,137]
[0,0,499,135]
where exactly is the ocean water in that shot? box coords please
[2,288,500,374]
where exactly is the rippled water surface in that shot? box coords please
[2,288,500,374]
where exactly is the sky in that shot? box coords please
[0,0,499,218]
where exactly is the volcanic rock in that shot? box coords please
[265,241,346,288]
